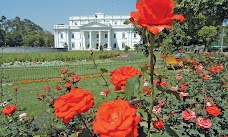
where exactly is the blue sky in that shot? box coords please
[0,0,137,33]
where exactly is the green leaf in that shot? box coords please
[100,68,108,73]
[125,75,140,100]
[137,108,148,119]
[165,123,180,137]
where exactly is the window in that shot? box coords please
[60,33,63,39]
[79,33,81,38]
[122,33,125,39]
[134,33,137,38]
[97,34,99,38]
[79,42,81,47]
[114,34,116,38]
[114,22,117,25]
[114,43,117,48]
[122,43,125,48]
[88,34,90,38]
[105,34,108,38]
[72,34,74,39]
[72,43,75,48]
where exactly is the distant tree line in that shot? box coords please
[0,16,54,47]
[134,0,228,52]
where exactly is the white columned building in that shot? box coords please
[54,13,141,50]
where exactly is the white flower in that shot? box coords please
[19,113,27,119]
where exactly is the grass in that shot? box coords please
[0,50,147,63]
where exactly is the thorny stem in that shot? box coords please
[145,31,156,137]
[78,114,94,137]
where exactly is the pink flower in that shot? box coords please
[152,105,161,114]
[206,102,212,107]
[179,62,184,67]
[158,99,165,107]
[176,75,183,80]
[143,79,149,87]
[182,110,196,121]
[196,117,212,129]
[179,92,189,98]
[195,65,204,71]
[170,86,178,92]
[216,64,224,71]
[43,86,50,91]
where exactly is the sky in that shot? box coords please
[0,0,137,33]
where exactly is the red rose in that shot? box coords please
[182,110,196,121]
[103,90,110,95]
[110,66,140,91]
[93,98,141,137]
[208,67,220,74]
[206,105,221,117]
[142,87,151,95]
[65,81,71,89]
[13,87,18,92]
[160,54,167,59]
[130,0,185,34]
[43,86,50,91]
[56,85,61,90]
[196,117,212,129]
[40,94,46,99]
[2,105,18,115]
[54,88,94,123]
[160,81,168,87]
[72,76,80,83]
[153,120,164,130]
[61,69,68,74]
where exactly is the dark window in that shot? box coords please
[88,34,90,38]
[105,34,108,38]
[72,43,75,48]
[72,34,74,38]
[114,43,117,48]
[122,43,125,48]
[134,33,137,38]
[114,34,116,38]
[60,34,63,39]
[122,33,125,39]
[97,34,99,38]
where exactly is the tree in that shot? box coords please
[198,26,218,51]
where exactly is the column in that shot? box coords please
[107,30,111,50]
[81,31,83,50]
[99,31,101,49]
[90,31,92,50]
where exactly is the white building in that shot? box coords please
[53,13,141,50]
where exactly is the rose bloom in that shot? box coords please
[200,74,210,80]
[189,60,196,66]
[43,86,50,91]
[72,75,80,83]
[195,65,204,71]
[110,66,140,91]
[93,98,141,137]
[179,82,188,91]
[56,85,61,90]
[170,86,178,92]
[130,0,185,34]
[179,62,184,67]
[208,67,220,74]
[65,81,72,89]
[176,75,183,80]
[61,69,68,74]
[216,64,224,71]
[13,87,18,92]
[153,79,160,87]
[142,87,151,95]
[19,113,27,119]
[152,105,161,114]
[153,120,165,130]
[182,57,188,63]
[160,54,167,59]
[160,81,168,87]
[54,88,94,123]
[179,92,189,98]
[158,99,165,107]
[2,105,18,115]
[40,94,46,99]
[206,105,221,117]
[220,81,226,85]
[182,110,196,121]
[196,117,212,129]
[71,72,75,75]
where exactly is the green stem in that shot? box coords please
[78,114,94,137]
[146,32,156,137]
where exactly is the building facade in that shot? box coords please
[53,13,141,50]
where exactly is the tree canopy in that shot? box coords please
[0,16,54,47]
